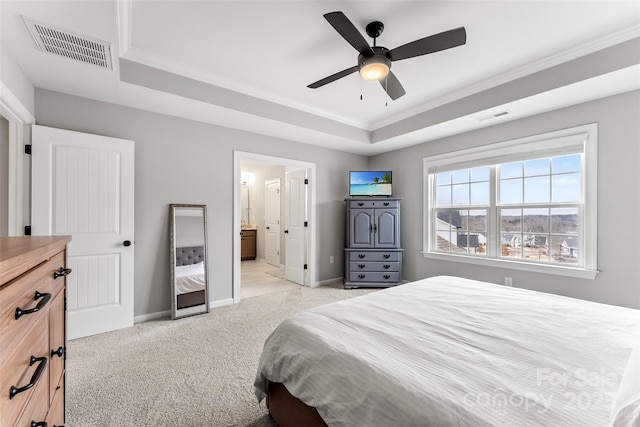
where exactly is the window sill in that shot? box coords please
[421,251,598,279]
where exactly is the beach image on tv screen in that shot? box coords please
[350,171,392,196]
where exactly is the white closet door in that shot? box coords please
[32,125,135,339]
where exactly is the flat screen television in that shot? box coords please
[349,171,392,196]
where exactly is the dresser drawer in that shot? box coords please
[349,272,400,283]
[46,375,65,427]
[49,291,65,403]
[348,251,401,262]
[350,261,399,272]
[0,251,65,361]
[349,200,398,209]
[0,318,50,427]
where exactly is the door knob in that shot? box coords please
[123,240,132,247]
[266,226,270,230]
[284,230,289,234]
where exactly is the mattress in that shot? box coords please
[254,276,640,426]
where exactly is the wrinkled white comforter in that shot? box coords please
[254,276,640,426]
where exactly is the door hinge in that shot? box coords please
[64,297,67,311]
[304,178,308,184]
[304,221,308,227]
[24,225,32,235]
[304,264,308,270]
[24,144,32,155]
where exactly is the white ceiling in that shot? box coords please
[1,0,639,155]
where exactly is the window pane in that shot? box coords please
[551,235,579,265]
[552,154,581,174]
[501,209,522,232]
[524,158,550,177]
[501,233,522,259]
[470,182,489,205]
[436,186,451,206]
[552,173,581,202]
[452,169,469,184]
[471,166,490,182]
[459,210,469,230]
[468,210,486,232]
[500,178,522,204]
[523,238,549,262]
[436,172,451,185]
[500,162,522,179]
[523,208,549,233]
[551,208,578,233]
[524,176,550,203]
[452,184,469,206]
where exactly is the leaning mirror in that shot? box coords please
[170,204,209,319]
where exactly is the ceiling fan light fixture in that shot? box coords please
[359,55,390,81]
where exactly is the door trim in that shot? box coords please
[0,82,35,236]
[233,151,316,303]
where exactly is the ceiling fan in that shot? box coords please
[308,11,467,100]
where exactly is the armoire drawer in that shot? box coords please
[349,272,400,283]
[349,261,400,272]
[348,251,401,262]
[349,200,399,209]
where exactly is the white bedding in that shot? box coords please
[175,262,205,294]
[254,276,640,426]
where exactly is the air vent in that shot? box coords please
[23,16,113,70]
[476,110,511,122]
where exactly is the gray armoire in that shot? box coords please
[344,198,403,288]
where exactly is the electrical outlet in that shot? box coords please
[329,256,335,264]
[504,277,513,287]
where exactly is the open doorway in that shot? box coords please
[233,151,316,303]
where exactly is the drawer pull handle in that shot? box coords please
[383,264,391,269]
[383,202,390,206]
[358,254,365,259]
[15,291,51,320]
[53,267,72,279]
[383,254,391,259]
[357,202,364,206]
[31,422,47,427]
[358,264,365,269]
[358,274,365,279]
[51,346,65,358]
[9,355,47,399]
[384,274,391,279]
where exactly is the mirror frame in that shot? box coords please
[170,203,210,319]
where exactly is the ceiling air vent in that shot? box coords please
[23,16,113,70]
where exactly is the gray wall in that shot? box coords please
[35,89,367,317]
[371,90,640,309]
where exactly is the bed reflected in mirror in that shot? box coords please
[170,204,209,319]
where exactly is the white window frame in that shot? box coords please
[423,124,598,279]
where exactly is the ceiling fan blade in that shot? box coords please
[380,71,406,100]
[308,65,359,89]
[324,11,374,56]
[389,27,466,62]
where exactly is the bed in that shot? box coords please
[254,276,640,426]
[174,246,207,309]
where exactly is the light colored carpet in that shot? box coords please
[66,283,376,426]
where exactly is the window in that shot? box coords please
[423,124,597,279]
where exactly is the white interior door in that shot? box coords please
[285,169,306,285]
[31,125,135,340]
[265,178,280,266]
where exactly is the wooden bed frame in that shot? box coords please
[175,246,206,309]
[266,382,327,427]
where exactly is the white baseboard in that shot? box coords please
[314,277,343,287]
[134,310,171,323]
[134,298,235,324]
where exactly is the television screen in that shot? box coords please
[349,171,392,196]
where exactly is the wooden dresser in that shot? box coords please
[0,236,71,427]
